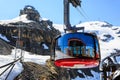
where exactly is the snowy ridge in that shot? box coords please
[0,14,33,25]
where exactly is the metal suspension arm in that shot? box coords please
[64,0,81,31]
[64,0,71,29]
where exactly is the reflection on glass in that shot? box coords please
[55,33,100,59]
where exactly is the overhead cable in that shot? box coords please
[79,6,90,20]
[75,7,88,20]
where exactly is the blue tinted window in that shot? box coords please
[56,33,99,58]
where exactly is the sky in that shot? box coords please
[0,0,120,26]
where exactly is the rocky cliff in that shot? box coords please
[0,5,60,55]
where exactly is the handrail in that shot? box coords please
[100,53,120,71]
[0,57,22,80]
[0,57,22,68]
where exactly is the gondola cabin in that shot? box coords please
[54,32,100,69]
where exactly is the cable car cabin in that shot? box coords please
[54,32,100,69]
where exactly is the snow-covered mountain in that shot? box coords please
[77,21,120,60]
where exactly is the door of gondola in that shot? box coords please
[67,39,85,57]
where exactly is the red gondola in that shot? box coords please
[54,32,100,69]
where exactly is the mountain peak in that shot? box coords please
[20,5,40,22]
